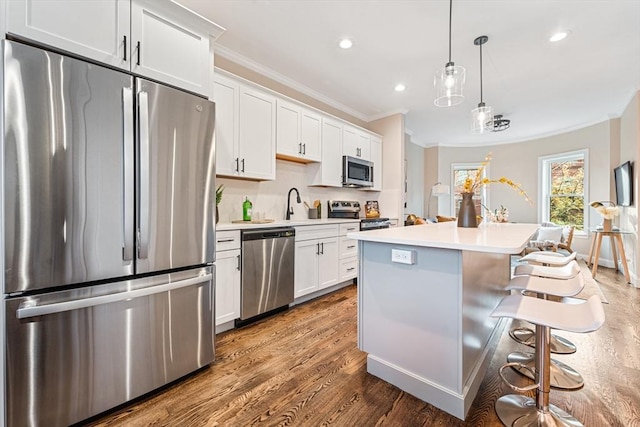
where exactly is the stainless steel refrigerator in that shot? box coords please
[2,40,216,426]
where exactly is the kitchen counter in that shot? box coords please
[348,222,539,420]
[216,218,360,231]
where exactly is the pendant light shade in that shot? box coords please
[471,35,493,134]
[434,0,465,107]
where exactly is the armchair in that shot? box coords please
[525,222,574,254]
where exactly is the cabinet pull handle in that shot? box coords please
[299,142,302,154]
[316,243,320,255]
[123,35,127,61]
[320,242,324,254]
[303,143,306,154]
[237,255,241,271]
[217,238,235,243]
[235,158,239,172]
[241,158,245,172]
[346,267,355,271]
[347,245,355,249]
[136,41,141,66]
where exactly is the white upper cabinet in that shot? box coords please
[6,0,223,97]
[307,117,343,187]
[213,73,276,180]
[276,99,321,162]
[7,0,131,69]
[343,125,371,161]
[130,1,212,95]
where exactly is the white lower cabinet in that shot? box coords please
[294,225,339,298]
[339,223,359,281]
[214,231,241,327]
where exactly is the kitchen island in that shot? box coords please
[347,222,539,420]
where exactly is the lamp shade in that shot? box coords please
[434,63,465,107]
[432,183,450,196]
[471,103,493,134]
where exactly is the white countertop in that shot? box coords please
[216,217,360,231]
[347,221,540,254]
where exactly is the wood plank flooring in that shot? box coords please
[89,268,639,427]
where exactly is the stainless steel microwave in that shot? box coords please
[342,155,374,187]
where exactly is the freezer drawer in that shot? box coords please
[4,267,214,427]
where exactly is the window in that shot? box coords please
[451,163,487,217]
[539,150,588,231]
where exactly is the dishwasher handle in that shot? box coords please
[241,227,295,241]
[16,274,212,319]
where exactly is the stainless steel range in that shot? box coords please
[327,200,390,230]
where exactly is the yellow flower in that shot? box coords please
[461,152,533,204]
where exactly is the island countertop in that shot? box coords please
[347,221,540,254]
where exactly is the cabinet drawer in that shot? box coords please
[339,222,360,236]
[339,236,358,258]
[215,230,240,251]
[340,256,358,282]
[295,225,339,241]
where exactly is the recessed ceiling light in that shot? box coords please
[339,39,353,49]
[394,84,406,92]
[549,31,569,42]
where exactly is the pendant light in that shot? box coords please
[434,0,465,107]
[471,35,493,133]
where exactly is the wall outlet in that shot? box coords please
[391,248,415,265]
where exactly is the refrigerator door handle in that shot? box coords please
[138,90,150,259]
[122,87,135,262]
[16,274,212,319]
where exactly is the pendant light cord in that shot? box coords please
[448,0,453,63]
[479,42,483,103]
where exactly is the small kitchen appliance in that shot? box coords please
[327,200,390,230]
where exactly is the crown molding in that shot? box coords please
[367,109,409,122]
[214,45,369,122]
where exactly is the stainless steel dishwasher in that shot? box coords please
[239,227,295,324]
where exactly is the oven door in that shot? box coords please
[343,156,373,187]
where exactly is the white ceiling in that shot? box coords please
[177,0,640,148]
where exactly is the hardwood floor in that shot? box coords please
[89,268,639,427]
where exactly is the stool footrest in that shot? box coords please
[499,362,539,393]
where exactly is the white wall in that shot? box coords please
[404,136,424,218]
[618,91,639,285]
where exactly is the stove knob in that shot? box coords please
[331,202,339,208]
[353,202,360,208]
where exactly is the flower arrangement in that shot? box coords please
[462,153,532,204]
[481,204,509,223]
[590,201,619,219]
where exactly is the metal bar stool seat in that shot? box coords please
[510,261,581,356]
[519,251,576,266]
[491,294,605,427]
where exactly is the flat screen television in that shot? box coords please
[614,161,633,206]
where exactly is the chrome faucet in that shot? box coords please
[286,187,301,220]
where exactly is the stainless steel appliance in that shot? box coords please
[2,40,216,427]
[239,228,295,323]
[342,155,374,187]
[327,200,390,230]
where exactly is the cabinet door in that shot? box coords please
[7,0,130,70]
[215,249,241,326]
[213,75,240,177]
[306,117,342,187]
[343,126,360,158]
[370,135,382,190]
[318,237,339,290]
[130,0,210,96]
[358,132,371,160]
[276,100,301,158]
[294,240,319,298]
[238,86,276,180]
[300,108,321,162]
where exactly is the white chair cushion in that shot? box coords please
[514,260,580,279]
[520,251,577,266]
[536,226,563,242]
[506,273,584,297]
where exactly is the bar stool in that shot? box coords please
[491,294,605,427]
[507,261,586,390]
[510,259,580,355]
[519,251,576,267]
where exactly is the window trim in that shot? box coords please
[538,149,589,235]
